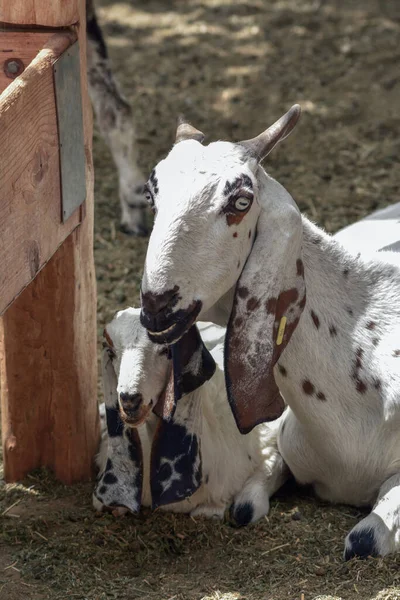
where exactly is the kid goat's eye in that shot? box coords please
[234,197,251,211]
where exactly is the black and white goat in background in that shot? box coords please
[86,0,148,236]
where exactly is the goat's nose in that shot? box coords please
[119,392,143,415]
[141,286,180,316]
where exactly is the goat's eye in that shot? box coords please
[234,197,251,212]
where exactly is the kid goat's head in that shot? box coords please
[141,105,306,433]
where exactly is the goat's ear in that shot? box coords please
[94,348,143,513]
[239,104,300,162]
[153,325,216,421]
[150,418,202,508]
[225,203,305,434]
[175,116,205,144]
[151,325,211,506]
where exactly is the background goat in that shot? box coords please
[140,106,400,559]
[94,308,287,524]
[86,0,148,236]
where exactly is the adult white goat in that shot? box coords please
[93,308,286,523]
[140,106,400,559]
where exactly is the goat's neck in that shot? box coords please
[278,214,398,422]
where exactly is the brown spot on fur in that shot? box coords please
[248,230,252,239]
[233,232,238,238]
[354,348,363,371]
[329,325,337,337]
[366,321,376,330]
[103,328,114,348]
[278,288,299,309]
[277,364,287,377]
[296,259,304,277]
[316,391,326,401]
[356,379,367,394]
[226,213,245,226]
[311,310,320,329]
[302,380,315,395]
[247,297,260,312]
[393,349,400,357]
[373,378,382,390]
[235,317,243,328]
[343,268,349,277]
[237,286,249,299]
[266,297,277,314]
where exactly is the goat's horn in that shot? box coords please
[175,116,205,144]
[239,104,301,161]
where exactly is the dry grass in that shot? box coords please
[2,0,400,598]
[1,471,400,599]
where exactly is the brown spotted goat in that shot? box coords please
[140,105,400,559]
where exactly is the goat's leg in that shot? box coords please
[230,446,289,527]
[344,473,400,560]
[86,0,148,236]
[190,503,226,520]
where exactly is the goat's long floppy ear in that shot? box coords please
[153,325,216,420]
[94,347,143,513]
[239,104,301,162]
[151,325,214,507]
[150,417,202,509]
[175,116,205,144]
[225,196,306,434]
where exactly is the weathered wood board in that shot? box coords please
[0,0,99,484]
[0,32,82,316]
[0,0,79,27]
[0,32,55,95]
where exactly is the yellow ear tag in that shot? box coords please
[276,316,287,346]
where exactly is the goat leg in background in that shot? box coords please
[86,0,148,236]
[344,473,400,560]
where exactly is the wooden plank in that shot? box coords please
[0,0,79,27]
[0,32,81,316]
[0,0,99,484]
[0,32,54,95]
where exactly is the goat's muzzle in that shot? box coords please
[119,392,153,427]
[140,299,202,345]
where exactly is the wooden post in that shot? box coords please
[0,0,99,483]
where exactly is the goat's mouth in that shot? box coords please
[142,300,202,345]
[120,400,153,428]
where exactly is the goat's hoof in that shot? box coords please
[344,528,379,561]
[119,222,149,237]
[229,501,254,528]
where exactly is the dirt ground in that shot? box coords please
[1,0,400,598]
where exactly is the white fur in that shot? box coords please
[141,123,400,557]
[95,309,287,522]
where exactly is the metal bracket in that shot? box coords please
[54,41,86,222]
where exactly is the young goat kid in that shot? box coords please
[94,309,286,522]
[140,106,400,559]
